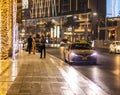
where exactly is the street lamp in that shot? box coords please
[93,12,97,17]
[92,12,105,40]
[91,12,98,40]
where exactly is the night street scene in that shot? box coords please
[1,0,120,95]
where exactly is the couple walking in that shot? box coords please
[27,35,46,58]
[39,35,46,58]
[27,35,34,54]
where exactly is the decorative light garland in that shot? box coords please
[0,0,13,60]
[0,10,1,60]
[0,0,9,59]
[12,0,19,60]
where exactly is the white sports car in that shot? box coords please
[64,42,97,64]
[109,41,120,53]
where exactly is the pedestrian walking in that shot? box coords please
[32,37,36,54]
[39,35,46,58]
[27,35,33,54]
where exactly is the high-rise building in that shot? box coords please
[27,0,91,18]
[88,0,106,40]
[58,0,90,16]
[89,0,106,16]
[112,0,118,17]
[30,0,57,18]
[23,0,107,41]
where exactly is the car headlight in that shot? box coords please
[91,52,97,56]
[116,46,120,49]
[70,52,78,57]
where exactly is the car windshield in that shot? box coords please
[71,43,92,50]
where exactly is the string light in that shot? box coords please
[0,0,13,60]
[0,10,1,60]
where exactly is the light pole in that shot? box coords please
[91,12,98,40]
[98,25,100,40]
[105,18,108,40]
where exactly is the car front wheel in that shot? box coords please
[115,49,119,53]
[67,56,72,64]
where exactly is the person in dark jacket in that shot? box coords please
[40,35,46,58]
[27,35,33,54]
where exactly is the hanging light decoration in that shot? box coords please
[0,0,13,60]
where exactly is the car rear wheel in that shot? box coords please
[115,49,120,54]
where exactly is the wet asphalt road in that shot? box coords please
[46,47,120,95]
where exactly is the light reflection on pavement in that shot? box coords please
[47,47,120,95]
[112,55,120,76]
[49,54,110,95]
[0,50,110,95]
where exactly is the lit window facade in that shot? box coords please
[30,0,57,18]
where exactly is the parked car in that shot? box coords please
[109,41,120,53]
[64,42,97,64]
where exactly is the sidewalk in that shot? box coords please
[0,50,110,95]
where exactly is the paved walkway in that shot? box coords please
[0,50,110,95]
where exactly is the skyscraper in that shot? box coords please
[107,0,120,17]
[112,0,118,17]
[30,0,57,18]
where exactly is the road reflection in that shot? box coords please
[57,62,109,95]
[112,55,120,76]
[47,47,120,95]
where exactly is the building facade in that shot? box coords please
[23,0,91,42]
[89,0,106,40]
[30,0,58,18]
[25,0,91,18]
[23,0,108,42]
[58,0,90,16]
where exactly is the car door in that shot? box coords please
[110,42,116,52]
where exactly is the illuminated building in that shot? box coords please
[59,0,90,16]
[23,0,108,41]
[0,0,13,59]
[0,0,19,60]
[30,0,57,18]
